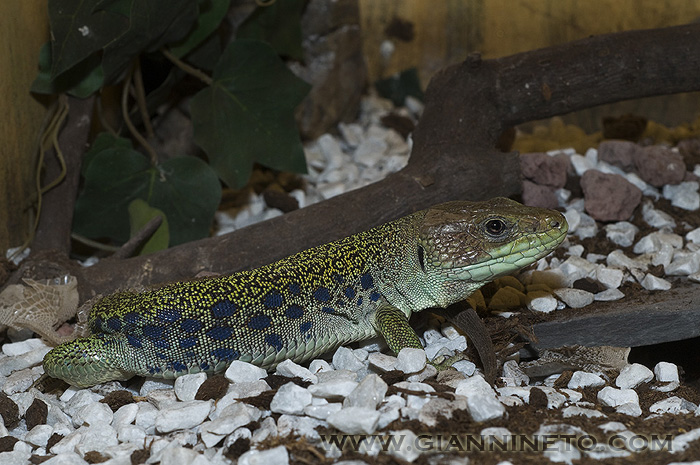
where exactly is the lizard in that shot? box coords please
[43,197,568,388]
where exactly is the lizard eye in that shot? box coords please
[417,245,425,272]
[485,218,507,237]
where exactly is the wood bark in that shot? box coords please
[14,23,700,301]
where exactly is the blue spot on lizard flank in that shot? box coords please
[172,361,187,372]
[153,339,170,349]
[313,287,331,302]
[185,351,195,358]
[126,334,142,348]
[285,305,304,319]
[300,321,312,333]
[370,292,381,302]
[248,314,272,330]
[143,324,164,339]
[156,352,167,360]
[206,326,233,341]
[211,348,239,361]
[123,312,143,326]
[180,337,198,349]
[357,297,363,306]
[289,283,301,295]
[106,317,121,331]
[211,300,237,318]
[180,319,203,333]
[157,307,181,323]
[321,307,335,314]
[263,291,284,308]
[332,272,344,284]
[360,273,374,290]
[200,362,210,370]
[265,333,283,351]
[345,287,356,299]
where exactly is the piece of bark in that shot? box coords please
[18,24,700,301]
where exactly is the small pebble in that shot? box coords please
[654,362,680,383]
[395,348,427,374]
[269,382,312,415]
[225,361,267,384]
[568,371,605,389]
[454,376,505,422]
[326,407,380,434]
[616,363,654,389]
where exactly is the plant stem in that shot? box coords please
[161,48,214,86]
[122,63,159,166]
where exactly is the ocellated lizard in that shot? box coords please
[43,197,568,387]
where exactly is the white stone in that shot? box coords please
[225,361,267,384]
[568,371,605,389]
[174,373,208,402]
[686,227,700,244]
[633,231,683,254]
[134,402,158,435]
[270,382,312,415]
[666,251,700,276]
[275,359,318,384]
[353,136,387,168]
[139,379,174,396]
[154,400,213,433]
[543,440,582,464]
[367,352,397,372]
[663,181,700,210]
[605,222,638,247]
[117,424,147,445]
[559,256,597,285]
[595,266,624,289]
[640,274,672,291]
[332,346,367,372]
[595,288,625,301]
[452,360,476,376]
[304,402,342,420]
[387,429,420,462]
[650,396,695,415]
[654,361,680,383]
[238,445,289,465]
[317,134,345,169]
[308,359,332,374]
[0,345,52,377]
[2,338,49,356]
[112,403,139,427]
[343,374,387,409]
[454,375,505,422]
[617,402,643,417]
[308,379,359,400]
[553,288,595,308]
[395,348,427,374]
[146,389,178,410]
[570,154,594,176]
[607,250,647,271]
[616,363,654,389]
[563,208,581,233]
[25,424,53,448]
[598,386,639,409]
[277,414,325,440]
[338,122,363,148]
[566,244,585,257]
[562,406,606,419]
[73,401,113,427]
[642,200,676,229]
[527,294,558,313]
[651,243,674,267]
[423,335,467,361]
[327,407,380,434]
[575,212,599,239]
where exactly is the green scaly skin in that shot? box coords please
[43,197,568,387]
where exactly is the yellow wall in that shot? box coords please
[0,2,49,250]
[360,0,700,129]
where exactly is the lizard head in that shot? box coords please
[415,197,568,305]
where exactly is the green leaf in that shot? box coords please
[237,0,305,60]
[48,0,129,77]
[170,0,231,58]
[100,0,199,80]
[81,132,133,175]
[73,148,221,246]
[31,43,104,97]
[190,39,310,188]
[128,199,169,254]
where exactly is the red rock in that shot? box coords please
[580,170,642,221]
[522,180,559,209]
[598,140,639,172]
[520,152,569,188]
[633,146,686,187]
